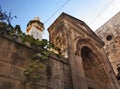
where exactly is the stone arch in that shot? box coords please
[75,38,97,56]
[81,46,102,81]
[76,38,109,88]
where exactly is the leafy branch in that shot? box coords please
[0,6,17,27]
[0,6,63,88]
[8,25,62,88]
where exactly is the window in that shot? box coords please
[106,35,113,41]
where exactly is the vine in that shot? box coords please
[0,7,62,88]
[8,25,62,88]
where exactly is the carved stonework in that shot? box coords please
[49,13,120,89]
[96,12,120,75]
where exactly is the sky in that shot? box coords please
[0,0,120,39]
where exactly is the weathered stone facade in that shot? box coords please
[48,13,120,89]
[0,33,73,89]
[96,12,120,75]
[0,12,120,89]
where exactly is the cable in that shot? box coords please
[89,0,114,25]
[44,0,70,24]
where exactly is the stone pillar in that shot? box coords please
[68,50,87,89]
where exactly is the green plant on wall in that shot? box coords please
[8,25,62,88]
[0,7,62,88]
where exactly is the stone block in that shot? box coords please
[10,65,25,81]
[0,76,21,89]
[10,44,34,68]
[63,64,69,72]
[49,79,64,89]
[10,52,25,66]
[12,42,22,53]
[36,74,47,86]
[0,38,11,50]
[10,52,32,69]
[0,47,12,62]
[64,81,73,89]
[0,61,11,77]
[63,71,71,81]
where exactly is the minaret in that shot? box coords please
[26,17,44,40]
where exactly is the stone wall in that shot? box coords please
[96,12,120,75]
[0,34,73,89]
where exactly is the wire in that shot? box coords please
[44,0,70,24]
[89,0,114,25]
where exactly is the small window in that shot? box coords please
[106,35,113,41]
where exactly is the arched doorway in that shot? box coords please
[81,46,108,89]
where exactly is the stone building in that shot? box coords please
[48,13,120,89]
[26,17,44,40]
[0,12,120,89]
[96,12,120,76]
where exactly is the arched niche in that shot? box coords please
[76,38,109,88]
[81,46,102,81]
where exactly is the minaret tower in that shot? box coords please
[26,17,44,40]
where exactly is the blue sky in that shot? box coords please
[0,0,120,39]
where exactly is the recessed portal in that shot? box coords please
[81,46,100,80]
[81,46,108,88]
